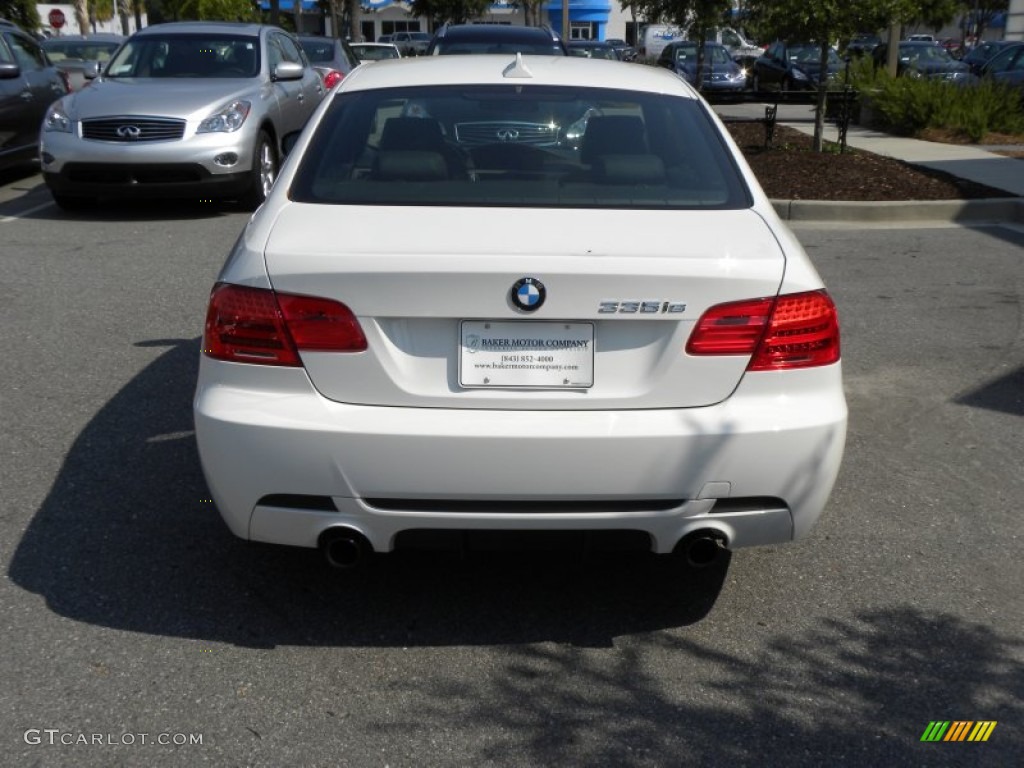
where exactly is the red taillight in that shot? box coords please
[203,284,366,366]
[323,69,344,89]
[686,290,840,371]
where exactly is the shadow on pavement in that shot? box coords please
[8,338,728,648]
[955,364,1024,417]
[417,607,1023,766]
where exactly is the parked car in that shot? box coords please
[427,24,567,56]
[974,41,1024,95]
[657,41,747,97]
[39,21,325,210]
[604,37,638,62]
[845,32,881,58]
[703,26,763,70]
[391,30,432,57]
[752,41,843,91]
[0,18,68,173]
[297,34,360,90]
[567,40,620,60]
[871,41,970,80]
[40,34,123,91]
[194,55,847,571]
[350,42,401,61]
[962,40,1019,75]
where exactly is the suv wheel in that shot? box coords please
[241,131,277,209]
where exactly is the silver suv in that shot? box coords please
[39,21,324,210]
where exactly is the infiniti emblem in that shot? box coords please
[116,124,142,139]
[510,277,545,312]
[496,129,520,142]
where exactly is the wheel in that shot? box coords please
[240,131,278,210]
[51,192,93,212]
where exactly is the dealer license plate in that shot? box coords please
[459,321,594,389]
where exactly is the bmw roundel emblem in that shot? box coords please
[510,277,546,312]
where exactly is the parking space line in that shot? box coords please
[0,200,56,222]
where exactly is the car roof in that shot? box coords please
[43,34,124,42]
[339,53,697,97]
[132,21,267,37]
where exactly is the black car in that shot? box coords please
[962,40,1019,76]
[426,24,567,56]
[845,33,881,58]
[0,18,68,173]
[975,42,1024,96]
[871,41,970,80]
[752,41,843,91]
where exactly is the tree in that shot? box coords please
[74,0,90,35]
[197,0,260,20]
[409,0,492,26]
[629,0,732,85]
[967,0,1010,42]
[746,0,892,150]
[0,0,39,30]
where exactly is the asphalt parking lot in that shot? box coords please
[1,172,1022,766]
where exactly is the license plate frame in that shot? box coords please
[459,321,595,389]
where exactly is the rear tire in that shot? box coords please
[240,130,277,210]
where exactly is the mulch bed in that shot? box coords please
[728,124,1014,201]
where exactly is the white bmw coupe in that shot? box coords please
[194,54,847,570]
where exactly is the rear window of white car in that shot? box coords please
[289,85,751,209]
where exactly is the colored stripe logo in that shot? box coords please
[920,721,997,742]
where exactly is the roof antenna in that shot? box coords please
[503,52,534,79]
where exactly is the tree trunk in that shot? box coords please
[73,0,89,36]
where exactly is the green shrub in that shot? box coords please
[849,61,1024,141]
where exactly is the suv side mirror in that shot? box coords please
[272,61,304,81]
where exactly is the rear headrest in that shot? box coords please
[379,117,447,152]
[581,116,649,164]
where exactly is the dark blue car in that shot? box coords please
[657,41,747,95]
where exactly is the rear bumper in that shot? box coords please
[194,359,847,554]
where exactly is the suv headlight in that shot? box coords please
[198,101,251,134]
[43,103,72,133]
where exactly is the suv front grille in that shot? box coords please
[82,116,186,142]
[454,121,560,147]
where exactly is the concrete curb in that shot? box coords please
[771,197,1024,223]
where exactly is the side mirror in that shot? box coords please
[272,61,304,82]
[0,62,21,80]
[83,61,100,79]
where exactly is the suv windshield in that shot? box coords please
[290,85,749,209]
[105,34,260,78]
